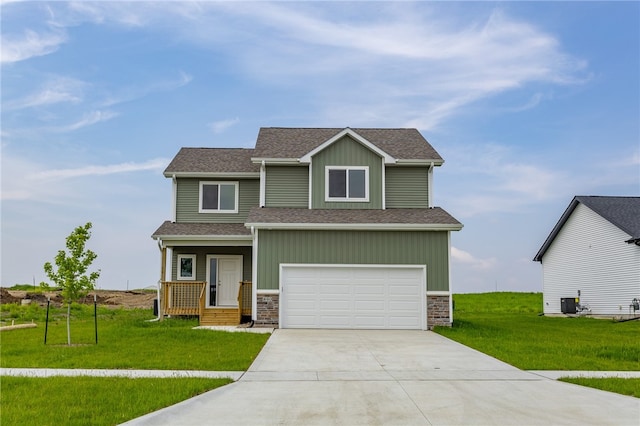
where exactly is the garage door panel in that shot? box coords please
[281,265,425,330]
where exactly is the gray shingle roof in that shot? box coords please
[245,207,462,228]
[152,221,251,238]
[253,127,443,160]
[534,196,640,261]
[164,148,259,175]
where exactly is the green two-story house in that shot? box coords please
[152,127,462,329]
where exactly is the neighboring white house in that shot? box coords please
[534,196,640,316]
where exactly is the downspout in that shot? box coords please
[149,239,165,322]
[251,226,258,322]
[171,174,177,222]
[259,161,266,207]
[428,162,434,208]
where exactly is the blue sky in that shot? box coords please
[2,1,638,293]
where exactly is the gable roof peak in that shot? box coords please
[253,127,443,162]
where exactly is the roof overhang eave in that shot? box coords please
[245,222,463,231]
[163,172,260,178]
[250,158,300,165]
[395,159,444,166]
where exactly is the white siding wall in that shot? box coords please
[542,203,640,315]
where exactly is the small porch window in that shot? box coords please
[199,181,238,213]
[177,254,196,280]
[325,166,369,202]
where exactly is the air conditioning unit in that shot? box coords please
[561,298,577,314]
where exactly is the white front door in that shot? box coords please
[206,255,243,307]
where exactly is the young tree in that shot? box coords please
[42,222,100,345]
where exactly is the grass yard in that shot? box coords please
[1,303,269,425]
[1,304,270,371]
[559,377,640,398]
[435,292,640,398]
[0,376,231,426]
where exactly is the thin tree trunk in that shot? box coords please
[67,303,71,345]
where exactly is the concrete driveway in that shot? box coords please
[124,330,639,425]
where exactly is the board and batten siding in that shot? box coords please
[311,136,383,209]
[542,203,640,315]
[171,247,252,282]
[385,166,429,208]
[265,166,309,208]
[257,229,450,292]
[175,178,259,223]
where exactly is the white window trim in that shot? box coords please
[199,181,239,213]
[325,166,369,202]
[177,254,196,281]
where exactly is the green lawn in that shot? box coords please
[559,377,640,398]
[435,292,640,398]
[1,303,269,425]
[1,304,269,371]
[1,376,231,426]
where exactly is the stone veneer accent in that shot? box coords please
[427,295,451,329]
[255,293,279,327]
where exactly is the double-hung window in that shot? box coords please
[199,181,238,213]
[325,166,369,202]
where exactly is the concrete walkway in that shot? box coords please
[120,330,639,426]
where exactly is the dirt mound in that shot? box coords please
[1,289,156,309]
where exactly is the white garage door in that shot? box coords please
[280,264,426,330]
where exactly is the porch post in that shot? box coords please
[159,246,167,321]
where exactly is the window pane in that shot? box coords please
[202,184,219,210]
[329,169,347,197]
[349,169,366,198]
[180,258,193,278]
[219,184,236,210]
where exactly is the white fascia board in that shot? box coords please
[299,128,396,164]
[250,158,300,165]
[163,172,260,178]
[245,222,463,231]
[394,159,444,166]
[154,235,252,247]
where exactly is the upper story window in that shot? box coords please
[199,181,238,213]
[325,166,369,202]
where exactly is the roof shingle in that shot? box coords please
[152,221,251,237]
[245,207,461,227]
[253,127,443,160]
[164,148,258,175]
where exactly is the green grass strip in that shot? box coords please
[435,292,640,371]
[559,377,640,398]
[0,376,231,426]
[1,306,269,371]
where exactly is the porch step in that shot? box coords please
[200,308,239,326]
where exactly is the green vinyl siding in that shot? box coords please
[176,178,259,223]
[257,230,449,292]
[385,166,429,208]
[265,166,309,207]
[171,246,252,281]
[311,136,383,209]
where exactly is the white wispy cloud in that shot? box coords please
[1,28,67,63]
[209,117,240,134]
[35,2,588,130]
[2,156,170,202]
[5,76,87,110]
[54,110,119,132]
[29,158,169,181]
[451,247,496,270]
[101,71,193,107]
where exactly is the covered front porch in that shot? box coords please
[152,221,255,326]
[160,280,252,326]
